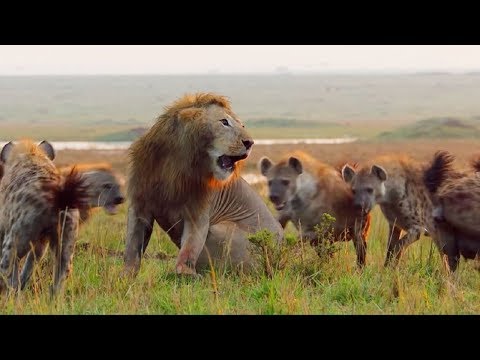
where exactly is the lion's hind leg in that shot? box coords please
[197,222,253,273]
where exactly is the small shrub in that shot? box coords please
[312,213,340,262]
[247,229,296,278]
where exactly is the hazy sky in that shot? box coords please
[1,45,480,75]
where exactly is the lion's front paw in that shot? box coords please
[175,263,197,276]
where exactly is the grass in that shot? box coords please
[2,195,480,314]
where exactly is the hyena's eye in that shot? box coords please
[282,180,290,186]
[103,183,113,190]
[366,188,373,194]
[268,180,273,186]
[220,119,230,127]
[352,189,356,195]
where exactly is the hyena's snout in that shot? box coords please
[353,199,371,214]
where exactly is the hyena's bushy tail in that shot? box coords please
[423,151,456,194]
[470,156,480,173]
[56,167,89,212]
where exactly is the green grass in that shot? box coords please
[3,204,480,314]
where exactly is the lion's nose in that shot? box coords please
[243,139,254,150]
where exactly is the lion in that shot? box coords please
[123,92,283,276]
[259,151,371,266]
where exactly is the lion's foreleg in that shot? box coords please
[176,212,210,275]
[123,206,154,276]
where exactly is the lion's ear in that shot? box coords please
[176,108,203,122]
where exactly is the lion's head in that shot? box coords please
[128,93,254,209]
[202,101,253,182]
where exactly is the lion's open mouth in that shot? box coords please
[217,154,248,171]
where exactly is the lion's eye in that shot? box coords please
[220,119,230,127]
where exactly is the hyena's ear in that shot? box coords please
[259,157,273,176]
[371,164,387,181]
[341,164,356,183]
[1,141,15,163]
[38,140,55,161]
[288,157,303,175]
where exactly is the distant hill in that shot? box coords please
[94,119,357,141]
[246,118,338,128]
[96,127,148,141]
[377,117,480,140]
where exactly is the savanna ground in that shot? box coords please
[2,74,480,313]
[3,139,480,315]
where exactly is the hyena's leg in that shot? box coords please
[123,206,154,275]
[51,209,80,294]
[384,223,402,267]
[1,229,31,292]
[20,239,48,290]
[352,219,368,267]
[278,213,291,229]
[0,231,16,292]
[49,227,62,296]
[434,222,459,273]
[9,259,20,291]
[385,224,422,268]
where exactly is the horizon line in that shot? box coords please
[1,70,480,76]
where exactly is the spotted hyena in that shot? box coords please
[260,151,371,267]
[0,140,88,294]
[342,155,436,268]
[18,163,125,290]
[424,151,480,272]
[58,164,125,222]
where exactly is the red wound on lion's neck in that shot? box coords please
[207,160,244,190]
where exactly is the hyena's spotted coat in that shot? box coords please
[342,155,436,268]
[0,140,88,294]
[19,163,125,290]
[260,151,371,267]
[424,151,480,272]
[59,164,125,222]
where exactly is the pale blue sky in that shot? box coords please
[1,45,480,75]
